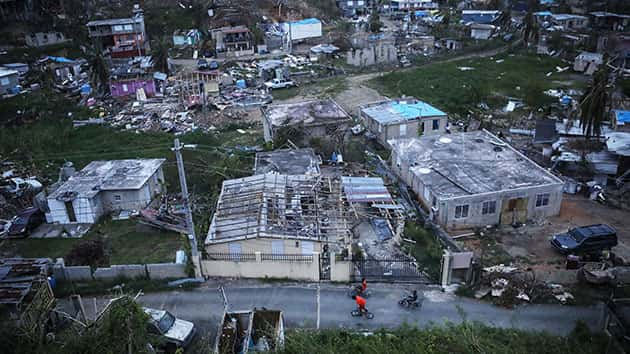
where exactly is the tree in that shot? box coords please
[580,65,611,139]
[151,37,170,74]
[87,47,110,96]
[522,0,540,46]
[368,5,382,33]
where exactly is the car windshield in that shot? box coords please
[12,216,28,225]
[569,229,586,242]
[158,312,176,333]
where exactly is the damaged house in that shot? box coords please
[87,10,148,58]
[389,130,564,229]
[45,159,165,224]
[261,100,351,148]
[210,26,255,58]
[254,148,321,176]
[205,173,348,254]
[361,98,448,147]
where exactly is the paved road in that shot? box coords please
[59,281,605,341]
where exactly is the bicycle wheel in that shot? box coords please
[366,312,374,319]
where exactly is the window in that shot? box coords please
[122,84,128,92]
[399,123,407,136]
[113,195,122,202]
[418,121,425,135]
[432,119,440,131]
[123,24,133,31]
[535,193,550,207]
[455,204,469,219]
[113,25,123,31]
[482,201,496,215]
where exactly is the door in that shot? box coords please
[65,201,77,222]
[301,241,314,255]
[500,198,528,225]
[271,240,284,255]
[228,243,242,260]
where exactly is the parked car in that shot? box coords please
[197,59,209,70]
[208,60,219,70]
[144,307,196,350]
[7,207,44,237]
[550,224,617,254]
[264,79,295,90]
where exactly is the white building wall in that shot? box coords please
[46,197,97,224]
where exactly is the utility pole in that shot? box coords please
[173,139,200,274]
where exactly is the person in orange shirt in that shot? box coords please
[352,295,367,314]
[361,277,367,293]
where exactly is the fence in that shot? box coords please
[260,254,314,262]
[352,257,429,283]
[207,253,257,261]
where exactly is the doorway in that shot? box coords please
[64,201,77,222]
[500,197,528,225]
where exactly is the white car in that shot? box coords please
[264,79,295,90]
[144,308,196,349]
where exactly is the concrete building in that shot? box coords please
[470,24,495,40]
[361,98,448,146]
[172,29,201,47]
[281,18,322,42]
[346,42,398,67]
[261,100,351,146]
[461,10,501,25]
[550,14,589,31]
[0,69,19,95]
[24,32,69,47]
[254,148,321,176]
[589,11,630,32]
[205,173,348,255]
[210,26,255,58]
[388,0,438,10]
[389,130,564,229]
[46,159,165,224]
[87,14,148,58]
[337,0,371,16]
[573,51,603,75]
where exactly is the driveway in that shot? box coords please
[57,281,605,343]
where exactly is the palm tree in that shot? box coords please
[580,65,611,139]
[522,0,539,45]
[87,47,110,95]
[151,38,170,74]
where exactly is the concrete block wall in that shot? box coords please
[93,264,147,280]
[201,252,320,281]
[54,265,93,282]
[146,263,187,280]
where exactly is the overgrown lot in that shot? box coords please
[370,51,585,116]
[281,322,606,354]
[0,219,185,265]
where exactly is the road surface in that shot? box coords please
[58,281,605,341]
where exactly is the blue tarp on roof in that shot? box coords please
[534,11,553,16]
[291,18,321,25]
[415,11,428,17]
[615,110,630,125]
[47,56,75,63]
[391,101,446,118]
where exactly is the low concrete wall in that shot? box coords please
[93,265,147,280]
[146,263,187,280]
[330,258,352,282]
[53,265,93,282]
[201,252,320,281]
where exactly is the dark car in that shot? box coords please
[8,207,44,237]
[197,59,209,70]
[208,60,219,70]
[551,224,617,254]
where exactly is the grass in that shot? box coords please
[0,42,84,64]
[271,77,348,102]
[403,222,442,280]
[0,219,185,265]
[370,50,585,116]
[280,321,606,354]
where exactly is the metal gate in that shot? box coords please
[353,257,428,283]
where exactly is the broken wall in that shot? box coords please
[346,43,398,67]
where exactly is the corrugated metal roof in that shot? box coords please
[342,177,393,203]
[362,99,447,125]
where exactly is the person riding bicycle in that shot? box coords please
[352,295,367,314]
[361,277,367,293]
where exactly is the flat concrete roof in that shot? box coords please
[87,17,143,27]
[389,130,563,199]
[254,148,321,175]
[49,159,165,200]
[362,98,447,125]
[263,100,350,128]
